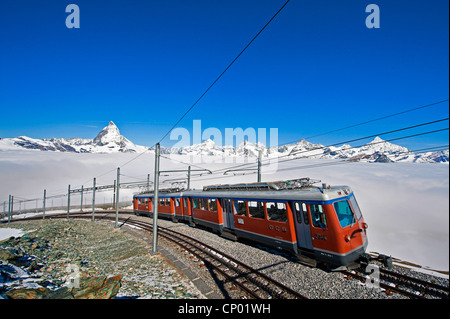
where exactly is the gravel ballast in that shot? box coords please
[1,214,448,299]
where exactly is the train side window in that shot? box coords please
[183,198,188,207]
[267,202,287,222]
[209,199,218,212]
[175,198,180,207]
[193,198,200,209]
[159,198,165,206]
[165,198,170,206]
[310,204,326,228]
[248,201,265,219]
[200,198,208,210]
[234,200,247,216]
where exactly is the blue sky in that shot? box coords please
[0,0,448,150]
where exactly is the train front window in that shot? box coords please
[334,200,356,228]
[349,195,362,220]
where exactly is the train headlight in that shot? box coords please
[362,223,368,229]
[344,235,350,242]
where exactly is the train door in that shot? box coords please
[292,202,313,250]
[221,199,234,229]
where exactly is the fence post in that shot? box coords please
[113,180,116,210]
[115,167,120,228]
[67,184,71,218]
[7,195,11,223]
[9,196,14,223]
[92,178,96,221]
[43,189,46,220]
[80,185,83,212]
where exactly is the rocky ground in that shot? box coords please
[2,215,448,300]
[0,219,204,299]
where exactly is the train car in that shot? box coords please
[133,178,368,269]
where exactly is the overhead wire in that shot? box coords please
[185,117,449,177]
[98,0,291,172]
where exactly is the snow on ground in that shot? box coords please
[0,150,448,272]
[0,228,28,241]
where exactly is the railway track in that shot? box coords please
[343,265,449,299]
[125,217,308,299]
[5,210,448,299]
[8,211,307,299]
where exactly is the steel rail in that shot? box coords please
[7,211,307,299]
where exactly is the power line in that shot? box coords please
[289,117,449,156]
[183,122,449,183]
[291,99,448,144]
[185,142,449,185]
[192,117,449,176]
[157,0,291,144]
[89,1,291,175]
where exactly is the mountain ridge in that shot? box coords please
[0,122,447,163]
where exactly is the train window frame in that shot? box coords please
[233,200,247,216]
[310,204,327,229]
[209,199,218,212]
[302,203,309,225]
[334,199,356,228]
[200,198,209,210]
[248,201,265,220]
[349,195,362,220]
[192,198,200,209]
[266,202,288,223]
[294,203,302,224]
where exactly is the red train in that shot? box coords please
[133,178,369,269]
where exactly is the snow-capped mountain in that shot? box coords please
[161,136,448,164]
[0,122,448,163]
[0,122,148,154]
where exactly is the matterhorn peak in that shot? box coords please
[93,121,122,146]
[369,136,385,144]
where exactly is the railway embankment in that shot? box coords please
[0,219,204,299]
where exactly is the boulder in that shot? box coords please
[0,248,17,262]
[4,287,50,299]
[72,275,122,299]
[4,275,122,299]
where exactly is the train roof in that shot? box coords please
[134,185,354,203]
